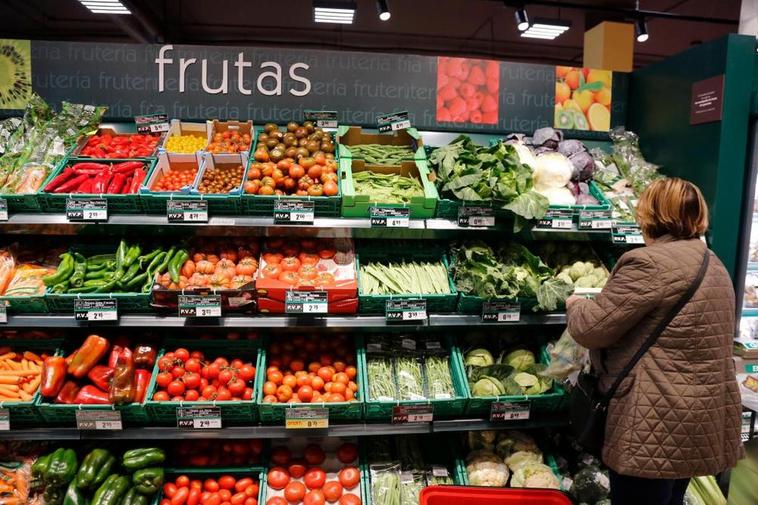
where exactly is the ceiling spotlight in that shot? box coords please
[635,18,649,42]
[514,7,529,32]
[78,0,131,14]
[377,0,390,21]
[521,18,571,40]
[313,0,356,24]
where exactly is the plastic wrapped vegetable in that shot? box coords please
[510,463,561,489]
[396,356,425,400]
[465,450,509,487]
[540,329,590,382]
[495,430,541,460]
[424,355,455,399]
[370,464,401,505]
[504,451,543,472]
[569,466,611,504]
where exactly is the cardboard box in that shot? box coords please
[336,125,426,161]
[160,119,210,163]
[141,151,202,194]
[206,119,254,157]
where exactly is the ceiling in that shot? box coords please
[0,0,743,68]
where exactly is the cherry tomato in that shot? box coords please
[164,483,178,498]
[267,467,290,490]
[336,443,358,464]
[218,475,237,490]
[322,482,343,502]
[284,481,306,503]
[234,479,254,493]
[231,492,247,505]
[167,380,186,397]
[304,490,325,505]
[337,467,360,489]
[288,460,307,479]
[304,468,326,490]
[171,487,189,505]
[304,444,326,465]
[156,372,172,388]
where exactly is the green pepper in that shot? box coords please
[68,253,88,288]
[76,448,115,490]
[94,278,121,293]
[45,448,78,486]
[64,480,87,505]
[121,448,165,471]
[145,252,167,277]
[131,467,163,495]
[51,280,70,294]
[32,453,52,478]
[125,272,148,290]
[68,286,99,294]
[83,278,110,287]
[92,474,130,505]
[121,487,149,505]
[154,247,176,277]
[124,245,141,267]
[88,254,116,265]
[120,263,141,285]
[138,249,162,270]
[168,249,189,283]
[44,253,75,287]
[86,262,109,274]
[116,241,127,270]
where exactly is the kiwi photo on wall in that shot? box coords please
[0,39,32,109]
[554,66,612,132]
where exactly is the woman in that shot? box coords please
[566,177,743,505]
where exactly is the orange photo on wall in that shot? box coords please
[554,66,612,131]
[436,56,499,125]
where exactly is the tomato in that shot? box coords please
[289,165,305,179]
[204,363,221,380]
[216,388,233,401]
[276,385,293,402]
[304,444,326,465]
[231,493,248,505]
[278,271,299,286]
[296,384,313,402]
[303,490,325,505]
[158,356,174,371]
[337,467,360,489]
[188,488,202,505]
[203,479,219,493]
[244,499,256,505]
[184,372,201,390]
[280,257,301,271]
[298,265,318,280]
[288,460,307,479]
[266,498,287,505]
[167,380,186,397]
[248,166,262,180]
[164,483,178,498]
[171,487,190,505]
[336,443,358,464]
[298,253,319,265]
[175,348,190,361]
[323,181,338,196]
[244,181,260,194]
[268,370,283,385]
[184,389,200,401]
[261,264,283,279]
[156,372,172,388]
[219,489,232,502]
[339,494,361,505]
[307,184,324,197]
[218,476,236,490]
[239,364,256,381]
[244,484,259,497]
[283,481,306,503]
[171,366,186,379]
[316,272,335,286]
[316,367,334,382]
[228,378,246,396]
[205,494,222,505]
[185,358,202,373]
[306,165,322,179]
[304,468,326,490]
[267,468,290,490]
[322,482,343,502]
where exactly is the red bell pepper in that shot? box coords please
[106,173,127,194]
[112,161,144,174]
[108,345,123,368]
[65,350,77,367]
[67,334,110,378]
[76,178,94,194]
[74,385,110,404]
[129,168,147,193]
[133,344,156,368]
[53,174,89,194]
[55,380,80,404]
[109,350,135,405]
[134,369,151,403]
[44,167,75,192]
[40,356,67,398]
[87,365,114,391]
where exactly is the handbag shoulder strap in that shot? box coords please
[600,247,710,407]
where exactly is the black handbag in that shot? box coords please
[570,248,710,455]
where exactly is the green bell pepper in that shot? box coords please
[121,448,165,471]
[64,480,87,505]
[45,448,78,486]
[131,467,163,495]
[121,487,149,505]
[76,448,115,490]
[92,474,130,505]
[32,453,51,478]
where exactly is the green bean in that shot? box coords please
[396,356,425,400]
[367,357,396,400]
[424,355,455,399]
[371,467,401,505]
[359,261,451,295]
[399,472,424,505]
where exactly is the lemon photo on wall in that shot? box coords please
[0,39,32,109]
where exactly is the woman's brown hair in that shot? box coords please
[636,177,709,239]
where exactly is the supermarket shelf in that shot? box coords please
[0,416,568,440]
[0,313,567,328]
[742,309,758,318]
[748,262,758,272]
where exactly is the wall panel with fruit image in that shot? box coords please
[554,67,612,132]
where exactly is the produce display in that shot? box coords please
[151,345,256,402]
[254,122,335,163]
[358,260,452,296]
[31,446,165,505]
[206,129,252,154]
[43,161,147,195]
[169,440,263,467]
[264,439,361,505]
[39,336,155,405]
[538,243,609,290]
[436,56,499,125]
[245,155,338,197]
[197,163,245,194]
[351,170,423,203]
[0,345,46,402]
[160,472,259,505]
[0,245,57,298]
[463,346,553,398]
[345,144,414,165]
[261,334,358,404]
[43,241,180,294]
[0,95,105,195]
[149,163,199,192]
[164,134,207,154]
[78,132,161,159]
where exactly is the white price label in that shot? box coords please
[386,217,409,227]
[87,310,117,321]
[197,306,222,317]
[0,199,8,221]
[591,219,613,229]
[497,311,520,322]
[291,211,315,222]
[552,219,573,229]
[469,216,496,227]
[0,408,9,431]
[76,410,122,430]
[626,234,644,244]
[193,417,222,429]
[403,310,426,321]
[303,302,327,313]
[186,211,208,222]
[392,119,412,131]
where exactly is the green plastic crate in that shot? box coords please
[145,339,260,426]
[38,157,157,214]
[356,252,457,314]
[463,346,567,416]
[340,158,438,219]
[546,181,611,214]
[255,337,363,423]
[35,397,151,426]
[45,291,151,314]
[361,336,468,421]
[158,467,265,505]
[336,125,427,162]
[139,151,204,214]
[0,294,49,314]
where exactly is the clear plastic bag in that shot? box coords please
[539,328,589,383]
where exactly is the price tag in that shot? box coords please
[304,110,338,129]
[490,401,531,422]
[431,466,449,478]
[0,304,7,324]
[135,113,169,134]
[612,224,644,245]
[75,410,122,430]
[457,206,495,227]
[392,405,433,424]
[167,200,208,222]
[285,408,329,429]
[561,477,573,492]
[578,210,613,230]
[0,408,9,431]
[0,199,8,221]
[285,291,328,314]
[370,207,410,227]
[400,472,415,484]
[178,294,222,317]
[481,301,520,323]
[377,111,411,133]
[536,209,573,230]
[176,407,222,429]
[66,198,108,222]
[274,199,315,224]
[745,364,758,373]
[74,299,118,321]
[386,299,427,323]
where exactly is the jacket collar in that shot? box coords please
[651,234,704,246]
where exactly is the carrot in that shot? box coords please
[23,351,41,362]
[0,369,39,376]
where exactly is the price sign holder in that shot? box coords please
[66,198,108,222]
[457,206,495,227]
[74,299,118,321]
[0,408,9,431]
[167,200,208,223]
[377,111,411,133]
[578,210,613,230]
[178,294,222,317]
[386,299,427,323]
[274,199,315,225]
[304,110,338,129]
[176,407,222,429]
[392,405,433,424]
[536,209,573,230]
[490,401,531,422]
[0,304,7,324]
[135,113,170,134]
[285,291,328,314]
[0,199,8,221]
[612,224,644,245]
[285,407,329,429]
[481,301,521,323]
[76,410,123,430]
[370,207,410,228]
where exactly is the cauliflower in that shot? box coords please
[496,430,542,461]
[466,450,509,487]
[532,152,573,191]
[504,450,543,471]
[510,463,561,489]
[468,430,498,451]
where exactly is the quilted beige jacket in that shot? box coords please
[567,235,743,479]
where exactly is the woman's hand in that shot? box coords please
[565,294,583,309]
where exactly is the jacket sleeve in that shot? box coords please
[567,250,661,350]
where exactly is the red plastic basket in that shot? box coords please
[420,486,573,505]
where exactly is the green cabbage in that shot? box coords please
[465,348,495,367]
[503,349,536,371]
